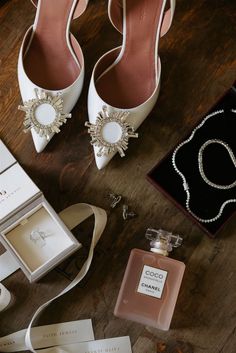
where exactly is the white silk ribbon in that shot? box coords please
[0,252,20,281]
[0,284,11,313]
[0,203,107,353]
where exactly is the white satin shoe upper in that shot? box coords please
[87,50,161,170]
[87,0,176,170]
[17,0,88,153]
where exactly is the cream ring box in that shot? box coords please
[0,140,81,282]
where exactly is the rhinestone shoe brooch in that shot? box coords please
[85,105,138,157]
[18,88,71,140]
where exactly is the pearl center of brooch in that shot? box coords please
[102,121,123,144]
[34,103,57,125]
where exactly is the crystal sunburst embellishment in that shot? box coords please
[85,106,138,157]
[18,88,71,140]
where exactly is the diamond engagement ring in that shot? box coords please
[30,229,51,248]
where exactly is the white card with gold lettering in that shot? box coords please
[0,320,94,352]
[37,336,132,353]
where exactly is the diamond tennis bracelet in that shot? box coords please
[172,110,236,223]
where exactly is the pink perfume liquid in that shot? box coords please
[114,248,185,330]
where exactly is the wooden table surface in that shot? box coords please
[1,1,236,352]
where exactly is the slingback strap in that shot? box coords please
[108,0,176,37]
[108,0,123,34]
[30,0,89,19]
[160,0,176,37]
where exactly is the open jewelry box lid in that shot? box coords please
[147,83,236,237]
[0,140,81,282]
[0,140,16,173]
[0,140,41,225]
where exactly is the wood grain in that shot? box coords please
[0,1,236,352]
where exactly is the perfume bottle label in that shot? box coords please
[137,265,168,299]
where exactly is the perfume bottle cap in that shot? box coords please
[145,228,183,256]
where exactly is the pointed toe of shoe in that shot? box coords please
[95,158,107,170]
[31,130,50,153]
[94,148,115,170]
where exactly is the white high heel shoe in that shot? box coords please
[86,0,175,170]
[18,0,88,153]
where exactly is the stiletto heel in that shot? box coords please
[18,0,88,152]
[86,0,175,169]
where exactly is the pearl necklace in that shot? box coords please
[172,109,236,223]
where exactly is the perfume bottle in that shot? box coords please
[114,229,185,330]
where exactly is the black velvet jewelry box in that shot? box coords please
[147,83,236,237]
